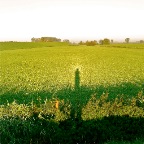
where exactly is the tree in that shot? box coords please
[140,40,144,43]
[111,39,113,43]
[31,37,41,42]
[31,37,35,42]
[79,41,84,45]
[99,40,103,45]
[103,38,110,45]
[93,40,98,45]
[63,39,70,43]
[41,37,45,42]
[125,38,130,43]
[85,40,89,45]
[85,40,98,46]
[99,39,110,45]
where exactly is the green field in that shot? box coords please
[0,42,144,143]
[1,42,144,102]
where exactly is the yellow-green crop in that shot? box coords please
[0,42,144,106]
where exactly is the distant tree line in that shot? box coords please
[140,40,144,43]
[79,38,144,46]
[79,40,98,46]
[125,38,144,43]
[31,37,61,42]
[31,37,144,44]
[79,38,111,46]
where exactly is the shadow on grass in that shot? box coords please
[0,69,144,143]
[1,82,144,143]
[0,81,143,105]
[1,115,144,144]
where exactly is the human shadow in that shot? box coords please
[0,69,144,124]
[1,69,143,121]
[1,69,144,143]
[1,74,143,106]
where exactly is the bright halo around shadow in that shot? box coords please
[73,63,83,72]
[68,61,84,87]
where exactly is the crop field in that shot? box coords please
[1,42,144,102]
[0,42,144,143]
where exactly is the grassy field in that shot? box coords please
[1,43,144,102]
[0,42,144,143]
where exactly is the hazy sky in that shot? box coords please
[0,0,144,42]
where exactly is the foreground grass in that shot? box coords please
[106,139,144,144]
[1,116,144,144]
[0,92,144,144]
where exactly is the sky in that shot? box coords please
[0,0,144,42]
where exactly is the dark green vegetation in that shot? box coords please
[0,42,144,143]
